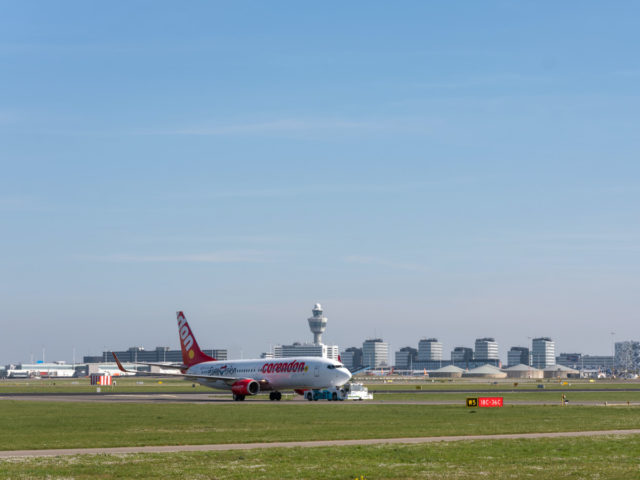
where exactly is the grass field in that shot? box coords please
[0,377,201,394]
[2,376,639,394]
[1,435,639,479]
[1,400,639,451]
[363,378,640,390]
[2,383,640,479]
[372,391,640,403]
[3,377,640,405]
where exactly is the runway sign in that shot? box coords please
[466,397,503,407]
[479,397,503,407]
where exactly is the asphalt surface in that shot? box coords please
[4,387,640,395]
[1,392,638,406]
[1,393,231,403]
[1,429,639,458]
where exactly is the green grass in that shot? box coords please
[365,379,640,402]
[0,377,201,394]
[3,379,638,479]
[364,379,640,391]
[1,435,639,479]
[374,391,640,403]
[1,400,639,451]
[3,377,640,414]
[3,377,638,395]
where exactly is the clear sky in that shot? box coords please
[1,2,639,364]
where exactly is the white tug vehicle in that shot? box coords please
[344,382,373,400]
[304,382,373,401]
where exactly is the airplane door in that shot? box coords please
[314,367,319,377]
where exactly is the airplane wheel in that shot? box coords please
[269,392,275,401]
[275,391,282,401]
[332,392,338,401]
[306,393,313,401]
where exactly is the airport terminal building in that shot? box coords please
[274,343,339,360]
[83,346,228,364]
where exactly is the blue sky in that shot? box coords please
[1,2,639,364]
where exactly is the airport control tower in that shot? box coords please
[308,303,328,345]
[273,303,338,360]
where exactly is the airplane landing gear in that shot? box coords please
[232,394,246,401]
[269,391,282,401]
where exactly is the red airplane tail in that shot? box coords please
[176,311,215,367]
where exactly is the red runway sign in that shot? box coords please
[478,397,503,407]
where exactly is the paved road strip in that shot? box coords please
[3,394,638,406]
[2,429,640,458]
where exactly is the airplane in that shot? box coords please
[113,311,352,401]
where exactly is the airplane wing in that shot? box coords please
[130,362,185,369]
[112,353,242,385]
[348,366,370,375]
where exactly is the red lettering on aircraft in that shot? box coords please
[260,361,305,374]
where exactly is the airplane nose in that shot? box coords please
[330,368,352,386]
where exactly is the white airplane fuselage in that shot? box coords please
[187,356,351,392]
[112,311,353,400]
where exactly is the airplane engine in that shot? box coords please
[231,379,260,396]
